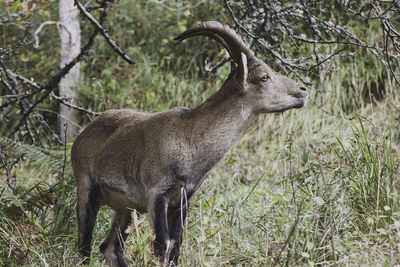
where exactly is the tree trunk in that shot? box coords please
[59,0,81,142]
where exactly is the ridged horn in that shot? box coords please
[174,21,255,63]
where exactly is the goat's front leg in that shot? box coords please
[149,194,170,264]
[166,204,188,266]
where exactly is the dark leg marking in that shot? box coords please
[167,204,188,266]
[77,184,100,264]
[153,196,170,263]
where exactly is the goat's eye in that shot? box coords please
[260,75,270,82]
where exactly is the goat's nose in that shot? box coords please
[300,86,307,91]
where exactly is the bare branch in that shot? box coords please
[74,0,135,65]
[204,55,230,74]
[50,92,101,115]
[271,212,300,267]
[33,21,58,48]
[225,0,400,81]
[0,93,32,99]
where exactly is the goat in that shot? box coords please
[71,21,307,267]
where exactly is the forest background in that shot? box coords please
[1,0,400,266]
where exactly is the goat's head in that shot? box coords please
[174,21,307,113]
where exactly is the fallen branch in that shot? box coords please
[271,213,300,267]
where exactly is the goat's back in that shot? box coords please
[71,109,148,183]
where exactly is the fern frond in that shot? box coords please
[0,136,68,173]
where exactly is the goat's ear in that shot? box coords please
[235,52,248,93]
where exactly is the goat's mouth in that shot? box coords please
[274,96,307,113]
[293,96,307,108]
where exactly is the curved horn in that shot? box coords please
[174,21,255,63]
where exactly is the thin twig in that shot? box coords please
[0,93,32,99]
[204,55,230,74]
[271,213,300,267]
[383,24,400,87]
[0,146,17,194]
[50,92,100,115]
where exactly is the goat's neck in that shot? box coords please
[190,85,255,173]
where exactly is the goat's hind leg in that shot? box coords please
[100,210,132,267]
[76,181,100,264]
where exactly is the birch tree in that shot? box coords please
[59,0,81,142]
